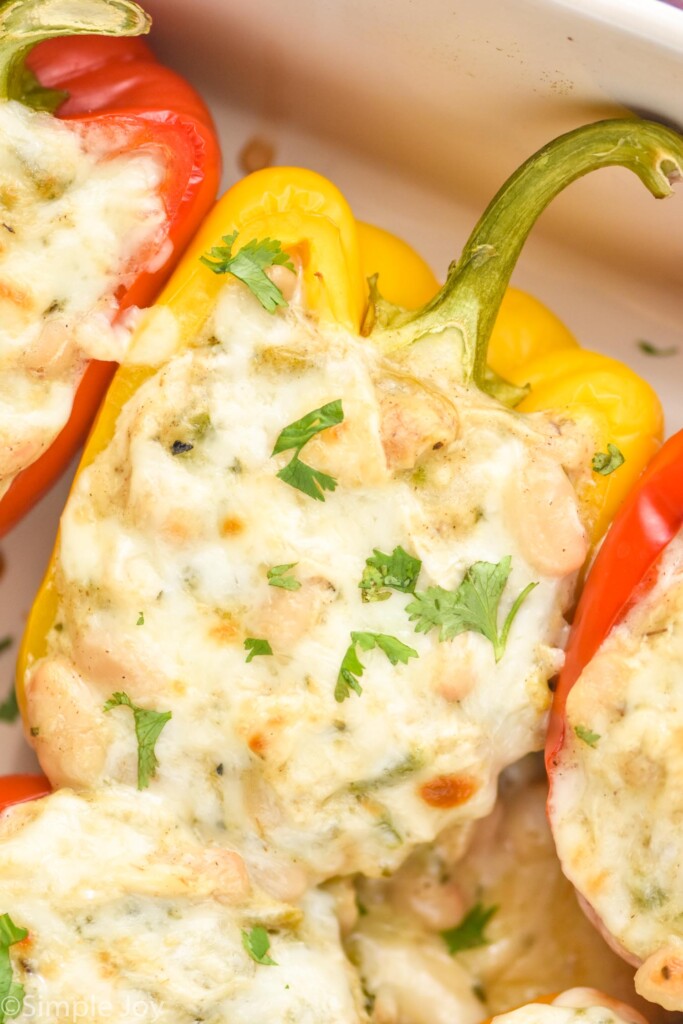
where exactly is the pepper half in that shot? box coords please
[18,119,683,703]
[0,0,221,537]
[546,428,683,767]
[545,430,683,1009]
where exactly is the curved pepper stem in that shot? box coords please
[0,0,150,108]
[364,119,683,403]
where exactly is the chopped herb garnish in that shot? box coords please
[200,231,294,313]
[29,727,39,738]
[244,638,273,663]
[350,751,424,794]
[272,400,344,501]
[359,546,422,603]
[170,440,194,455]
[103,692,172,790]
[0,913,28,1023]
[574,724,600,748]
[441,903,498,955]
[242,926,277,966]
[592,443,625,476]
[637,339,679,357]
[273,401,344,454]
[335,631,418,703]
[267,563,301,591]
[276,457,338,502]
[406,557,537,661]
[0,638,11,655]
[136,612,145,626]
[0,688,18,725]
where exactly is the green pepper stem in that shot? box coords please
[0,0,150,104]
[366,119,683,397]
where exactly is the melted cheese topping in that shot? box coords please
[550,530,683,1010]
[0,100,168,496]
[490,990,646,1024]
[347,767,648,1024]
[25,281,589,889]
[0,789,365,1024]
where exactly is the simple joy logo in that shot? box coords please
[0,994,163,1021]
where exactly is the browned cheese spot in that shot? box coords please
[419,774,477,809]
[220,516,245,537]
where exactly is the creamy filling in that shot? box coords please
[550,529,683,1010]
[490,990,647,1024]
[346,764,649,1024]
[0,788,365,1024]
[0,100,168,496]
[25,279,590,889]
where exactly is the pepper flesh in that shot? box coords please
[0,0,221,538]
[18,120,683,708]
[0,774,50,813]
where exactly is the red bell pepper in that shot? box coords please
[546,429,683,767]
[0,0,221,538]
[0,774,50,814]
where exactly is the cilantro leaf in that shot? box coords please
[276,456,337,502]
[359,546,422,602]
[441,903,497,955]
[272,401,344,501]
[405,557,537,661]
[103,692,172,790]
[637,339,678,357]
[242,926,277,966]
[244,638,273,663]
[592,443,625,476]
[0,913,28,1023]
[335,631,418,702]
[272,401,344,455]
[267,563,301,591]
[575,724,600,748]
[200,231,294,313]
[136,612,145,626]
[0,688,19,725]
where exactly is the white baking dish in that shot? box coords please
[1,0,681,773]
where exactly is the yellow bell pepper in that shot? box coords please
[487,286,579,379]
[19,118,683,704]
[356,222,439,310]
[513,348,663,541]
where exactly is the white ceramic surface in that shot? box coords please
[1,0,682,772]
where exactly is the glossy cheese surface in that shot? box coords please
[0,788,365,1024]
[0,100,167,496]
[550,530,683,1010]
[25,280,591,889]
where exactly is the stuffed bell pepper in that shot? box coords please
[18,120,678,897]
[0,0,220,535]
[0,780,366,1024]
[547,430,683,1012]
